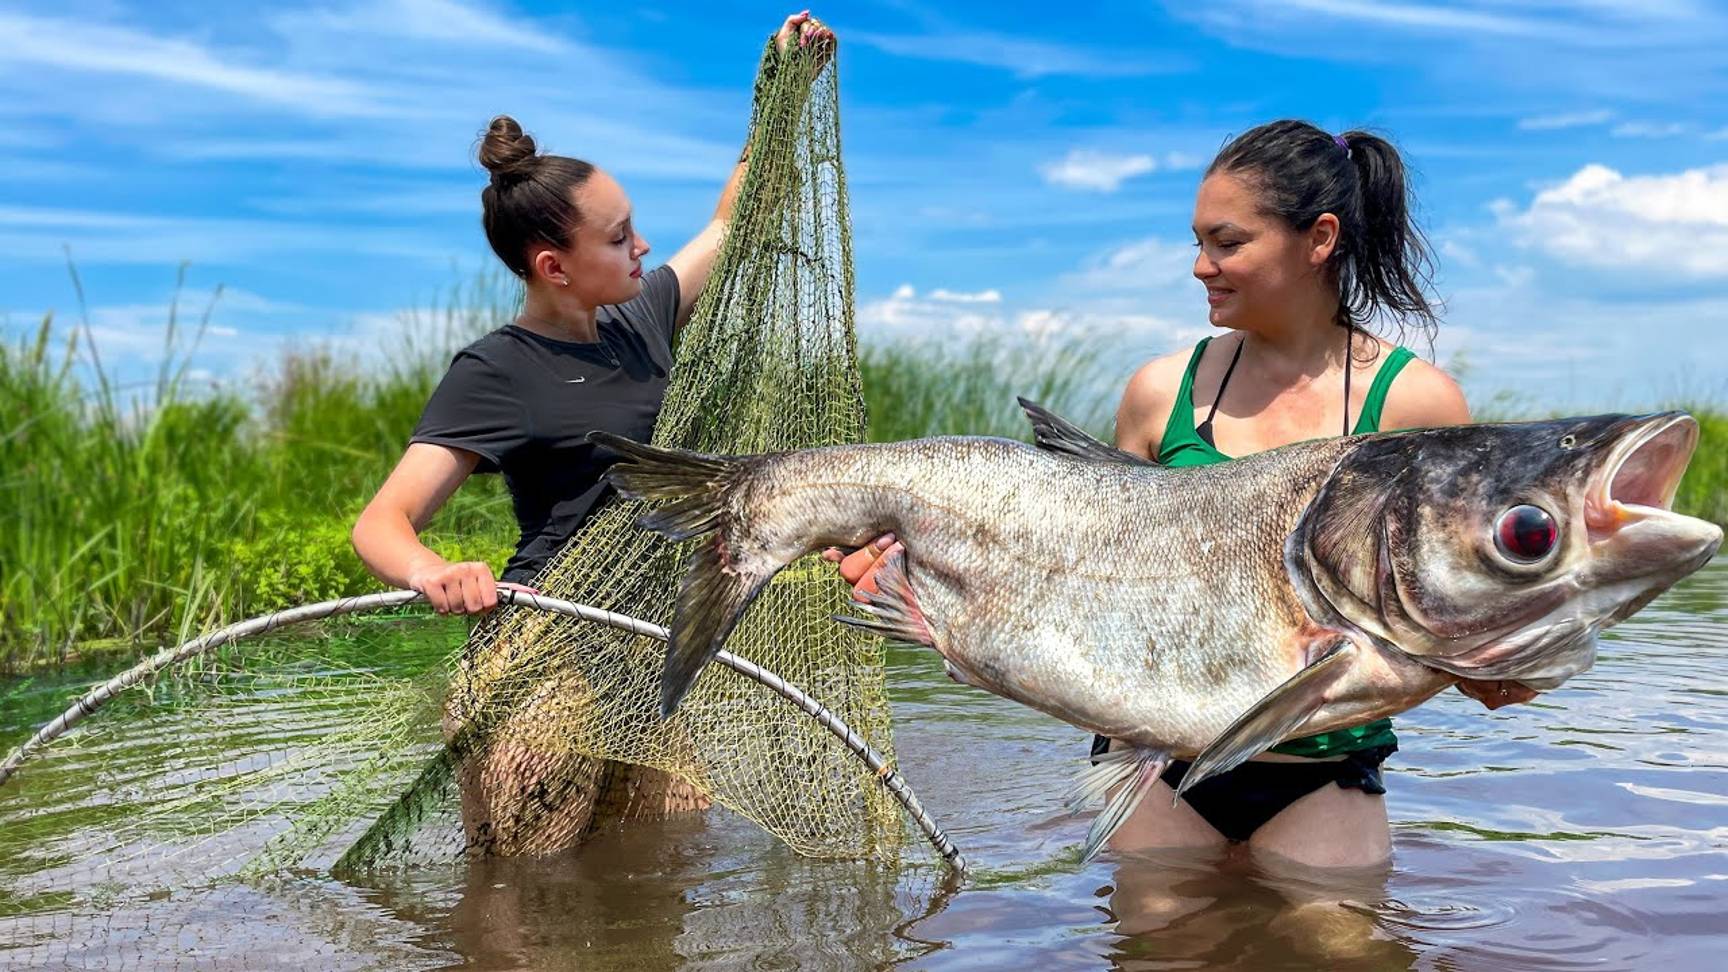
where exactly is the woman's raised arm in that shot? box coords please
[666,11,834,328]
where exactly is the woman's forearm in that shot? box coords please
[351,503,448,589]
[712,149,750,224]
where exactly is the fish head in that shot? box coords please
[1289,413,1722,690]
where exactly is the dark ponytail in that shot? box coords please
[1208,120,1439,346]
[477,115,595,279]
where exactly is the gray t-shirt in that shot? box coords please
[411,266,679,582]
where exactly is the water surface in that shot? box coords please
[3,561,1725,970]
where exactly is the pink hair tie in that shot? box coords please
[1333,134,1350,152]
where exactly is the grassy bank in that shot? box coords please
[3,294,1724,668]
[0,281,518,668]
[0,291,1120,668]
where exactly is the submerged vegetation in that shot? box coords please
[2,279,1724,667]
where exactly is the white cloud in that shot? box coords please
[1440,283,1728,411]
[1219,0,1579,39]
[1609,121,1689,138]
[1162,151,1205,171]
[1439,237,1481,268]
[0,204,457,266]
[859,285,1004,336]
[928,288,1002,303]
[1040,150,1157,192]
[1173,1,1728,104]
[1517,109,1614,131]
[0,2,736,183]
[848,29,1184,79]
[1495,162,1728,277]
[269,0,567,54]
[1063,237,1196,291]
[857,284,1197,352]
[0,11,387,118]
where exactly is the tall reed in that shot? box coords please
[0,273,519,668]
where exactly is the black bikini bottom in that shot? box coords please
[1088,735,1396,843]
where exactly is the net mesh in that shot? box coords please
[1,44,934,968]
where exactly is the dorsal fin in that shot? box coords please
[1016,397,1155,466]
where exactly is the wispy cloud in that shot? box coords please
[1610,121,1690,138]
[0,204,457,267]
[0,11,388,118]
[1518,109,1614,131]
[1040,150,1157,192]
[849,29,1184,79]
[858,282,1190,348]
[1258,0,1567,38]
[0,2,736,179]
[1203,0,1708,42]
[1170,0,1728,102]
[268,0,568,55]
[1035,149,1197,193]
[1062,237,1196,292]
[928,287,1003,303]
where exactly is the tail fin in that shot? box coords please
[591,432,737,541]
[589,431,779,717]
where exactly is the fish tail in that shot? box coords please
[590,432,780,718]
[592,432,739,541]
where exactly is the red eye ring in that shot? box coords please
[1495,504,1558,563]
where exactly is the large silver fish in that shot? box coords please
[592,404,1721,858]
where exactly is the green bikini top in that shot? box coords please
[1159,336,1415,757]
[1158,336,1416,467]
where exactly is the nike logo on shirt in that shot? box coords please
[566,377,586,383]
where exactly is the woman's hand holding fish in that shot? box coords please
[823,532,900,600]
[1456,679,1540,710]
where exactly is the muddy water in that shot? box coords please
[3,561,1725,970]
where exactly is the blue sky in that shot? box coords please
[4,0,1728,410]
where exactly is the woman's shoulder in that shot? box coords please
[1374,342,1470,430]
[1120,345,1201,412]
[1116,341,1208,456]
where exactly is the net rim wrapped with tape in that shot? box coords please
[0,589,964,873]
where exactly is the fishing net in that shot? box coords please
[1,42,942,968]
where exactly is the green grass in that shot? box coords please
[0,271,518,668]
[1674,410,1728,528]
[2,275,1723,669]
[857,330,1117,442]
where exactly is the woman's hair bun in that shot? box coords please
[479,115,539,185]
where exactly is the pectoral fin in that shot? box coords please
[831,547,935,647]
[1175,641,1358,801]
[1065,744,1171,864]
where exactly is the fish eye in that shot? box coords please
[1494,504,1558,563]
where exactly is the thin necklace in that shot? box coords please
[516,311,619,367]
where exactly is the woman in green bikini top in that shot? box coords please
[1098,121,1536,867]
[834,119,1535,869]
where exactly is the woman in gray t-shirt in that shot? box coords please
[352,11,834,855]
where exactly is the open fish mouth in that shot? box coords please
[1587,412,1699,540]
